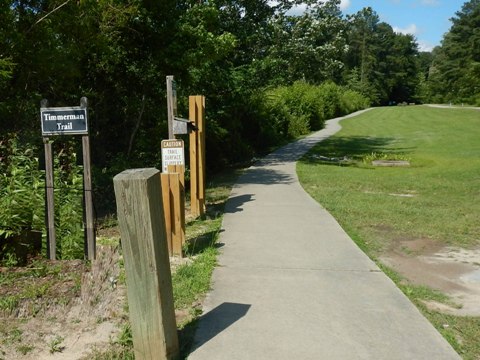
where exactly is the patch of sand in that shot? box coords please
[381,239,480,316]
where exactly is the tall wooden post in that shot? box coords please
[197,96,206,215]
[166,76,175,139]
[44,139,56,260]
[189,95,206,218]
[41,99,56,260]
[81,96,95,260]
[114,168,179,360]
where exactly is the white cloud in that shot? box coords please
[340,0,351,11]
[417,40,434,52]
[393,23,419,36]
[420,0,440,6]
[286,3,308,16]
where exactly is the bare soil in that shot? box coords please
[0,227,194,360]
[0,245,127,360]
[380,236,480,316]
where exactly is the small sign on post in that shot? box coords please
[41,107,88,136]
[166,75,193,136]
[161,139,185,173]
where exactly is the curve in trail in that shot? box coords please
[426,104,480,110]
[189,108,460,360]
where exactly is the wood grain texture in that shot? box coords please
[114,168,179,360]
[82,135,96,260]
[43,139,56,260]
[161,173,173,255]
[189,96,199,217]
[196,96,206,216]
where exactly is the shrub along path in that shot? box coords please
[188,109,460,359]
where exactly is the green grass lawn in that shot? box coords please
[298,106,480,253]
[297,105,480,359]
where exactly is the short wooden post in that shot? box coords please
[113,168,179,360]
[160,174,173,255]
[168,165,185,255]
[173,164,185,249]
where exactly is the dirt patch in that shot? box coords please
[372,160,410,167]
[381,237,480,316]
[0,245,127,360]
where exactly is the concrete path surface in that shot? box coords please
[188,110,461,360]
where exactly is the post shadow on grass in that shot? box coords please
[300,136,415,165]
[181,302,251,356]
[184,229,225,256]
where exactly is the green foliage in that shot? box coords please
[48,336,64,354]
[0,0,449,217]
[361,152,411,164]
[0,295,19,312]
[340,89,371,114]
[0,58,14,83]
[16,344,34,355]
[265,82,369,139]
[0,135,85,260]
[0,136,44,239]
[1,253,19,267]
[427,0,480,105]
[173,246,217,309]
[344,8,420,105]
[116,323,133,349]
[52,142,84,260]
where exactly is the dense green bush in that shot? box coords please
[0,136,84,260]
[52,143,84,260]
[0,136,44,239]
[264,82,369,139]
[339,89,371,114]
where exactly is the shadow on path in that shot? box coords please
[189,302,251,352]
[236,168,295,186]
[224,194,255,213]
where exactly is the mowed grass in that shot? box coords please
[298,106,480,252]
[297,105,480,359]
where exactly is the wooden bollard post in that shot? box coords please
[113,168,179,360]
[189,96,199,218]
[43,136,56,260]
[168,165,185,255]
[189,95,206,218]
[160,173,173,256]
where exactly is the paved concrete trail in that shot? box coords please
[188,109,460,360]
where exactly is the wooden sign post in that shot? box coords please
[114,168,179,360]
[81,98,96,260]
[40,97,95,260]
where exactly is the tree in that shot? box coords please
[427,0,480,104]
[344,7,420,104]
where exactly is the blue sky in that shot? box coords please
[339,0,466,51]
[288,0,467,52]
